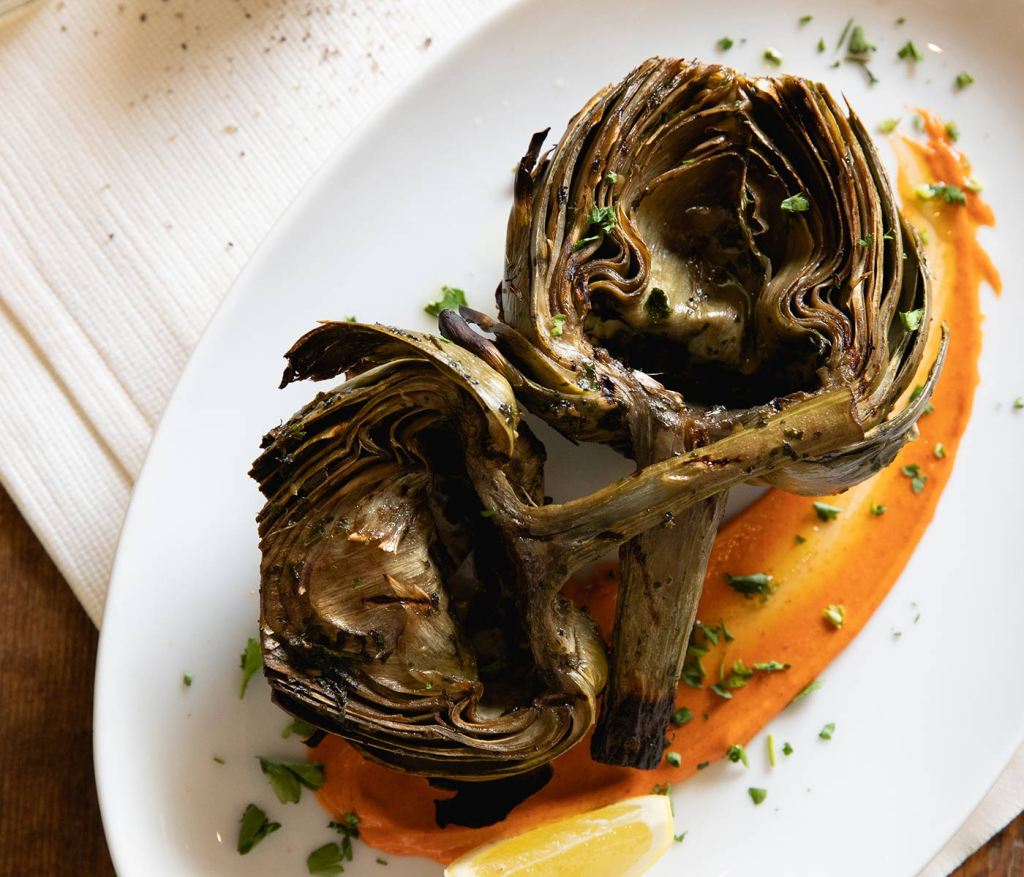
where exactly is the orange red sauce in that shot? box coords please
[316,114,1000,865]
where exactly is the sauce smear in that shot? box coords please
[316,114,1000,864]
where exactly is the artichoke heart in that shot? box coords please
[443,58,942,768]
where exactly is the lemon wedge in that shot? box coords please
[444,794,674,877]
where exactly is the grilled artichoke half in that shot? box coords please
[442,57,943,767]
[252,321,872,779]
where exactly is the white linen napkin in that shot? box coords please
[0,1,1016,872]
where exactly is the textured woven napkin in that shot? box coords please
[0,1,1016,872]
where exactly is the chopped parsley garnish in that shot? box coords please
[934,442,946,459]
[282,718,317,739]
[915,182,966,204]
[823,604,846,629]
[783,741,794,756]
[605,170,620,184]
[870,503,887,516]
[817,37,826,53]
[551,314,566,337]
[237,804,281,855]
[763,48,783,66]
[183,673,193,687]
[573,235,599,251]
[670,706,694,727]
[753,660,790,673]
[878,118,901,134]
[945,121,960,142]
[791,679,823,703]
[897,41,923,62]
[836,17,854,50]
[847,25,875,56]
[377,858,389,866]
[896,16,907,24]
[652,782,672,796]
[644,287,672,322]
[964,177,983,193]
[424,285,467,317]
[239,637,262,699]
[819,722,836,740]
[723,659,754,690]
[767,734,777,767]
[899,308,925,331]
[813,501,841,521]
[717,36,734,51]
[586,204,618,233]
[479,508,496,518]
[724,572,775,599]
[780,193,810,213]
[343,315,357,322]
[727,744,750,767]
[674,832,687,843]
[710,682,733,699]
[258,757,326,804]
[666,751,682,768]
[213,755,226,764]
[697,761,710,770]
[799,15,813,25]
[307,843,345,876]
[748,787,768,805]
[901,463,927,493]
[329,812,361,862]
[1014,397,1024,410]
[955,71,975,89]
[858,233,873,248]
[794,534,807,544]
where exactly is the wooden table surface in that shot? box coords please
[0,484,1020,876]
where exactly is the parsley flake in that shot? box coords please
[934,442,946,459]
[899,308,925,331]
[551,314,566,337]
[767,734,777,767]
[817,37,826,53]
[870,503,887,516]
[901,463,927,493]
[307,843,345,876]
[955,71,974,89]
[783,741,794,756]
[183,673,193,687]
[727,744,750,767]
[258,757,325,804]
[813,501,841,521]
[724,572,775,599]
[239,637,262,699]
[780,193,810,213]
[586,204,617,233]
[878,118,901,134]
[670,706,694,727]
[605,170,619,184]
[674,832,687,843]
[748,787,768,805]
[823,604,846,629]
[644,287,672,322]
[763,48,783,66]
[237,804,281,855]
[282,718,317,740]
[897,41,923,62]
[819,722,836,740]
[716,36,734,51]
[329,811,361,862]
[799,15,813,25]
[791,679,823,703]
[424,285,467,317]
[848,25,875,56]
[945,121,960,142]
[666,751,682,768]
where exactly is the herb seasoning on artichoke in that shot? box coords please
[441,58,941,768]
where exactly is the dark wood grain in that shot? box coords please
[0,485,116,876]
[0,481,1019,876]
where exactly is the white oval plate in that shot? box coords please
[95,0,1024,874]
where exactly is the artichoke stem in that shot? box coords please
[591,492,726,768]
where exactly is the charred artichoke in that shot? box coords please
[252,321,870,779]
[442,58,941,767]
